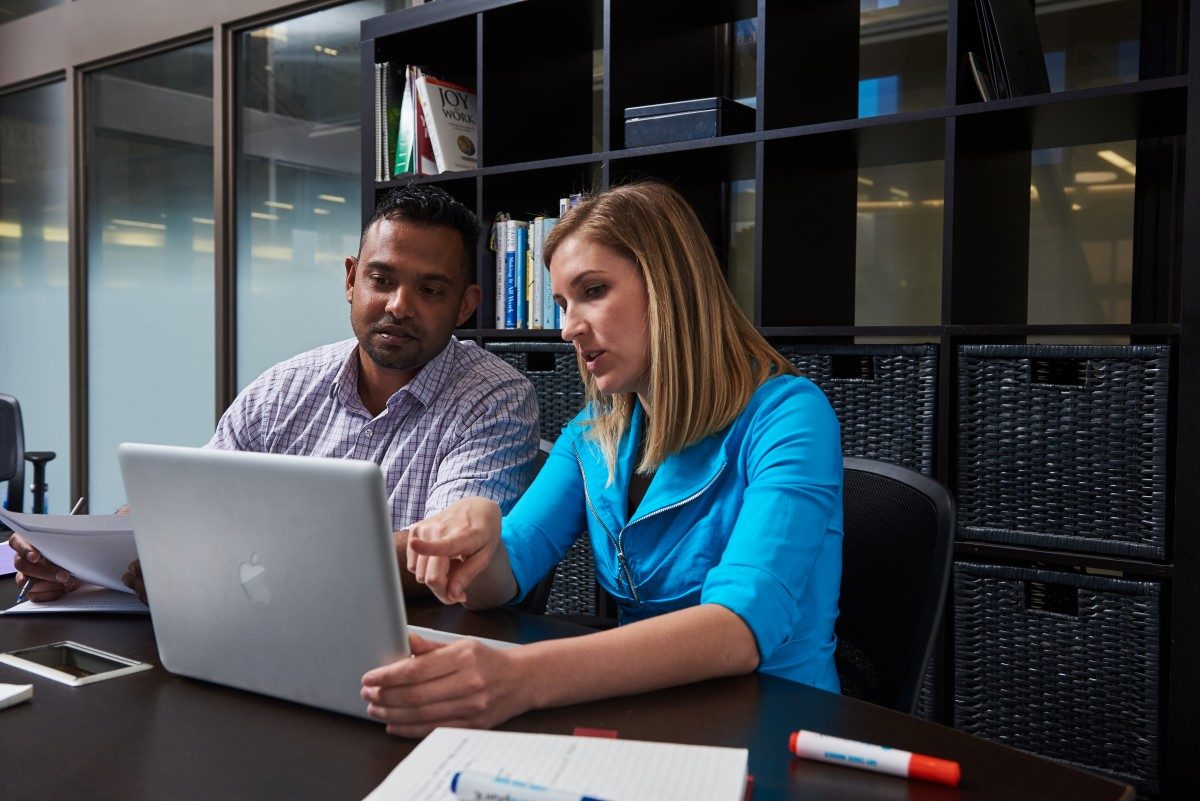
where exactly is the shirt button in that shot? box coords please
[364,429,373,437]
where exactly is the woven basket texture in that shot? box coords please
[956,344,1170,559]
[779,344,937,475]
[953,562,1161,794]
[486,342,586,442]
[486,342,594,614]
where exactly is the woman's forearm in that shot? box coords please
[510,603,760,710]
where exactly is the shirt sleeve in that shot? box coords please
[700,380,843,663]
[206,371,273,451]
[499,424,590,600]
[422,374,540,517]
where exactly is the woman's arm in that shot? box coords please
[361,602,758,737]
[405,497,516,608]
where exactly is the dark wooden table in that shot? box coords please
[0,582,1131,801]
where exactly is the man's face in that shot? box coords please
[345,217,479,381]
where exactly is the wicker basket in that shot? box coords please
[485,342,585,442]
[777,344,937,475]
[956,344,1170,560]
[953,561,1161,794]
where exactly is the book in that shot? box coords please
[364,727,749,801]
[504,220,520,328]
[413,70,478,173]
[541,217,558,327]
[973,0,1049,100]
[393,65,416,176]
[966,51,995,102]
[373,63,383,180]
[514,222,528,327]
[491,216,509,329]
[529,216,543,329]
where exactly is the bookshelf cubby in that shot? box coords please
[362,1,1198,796]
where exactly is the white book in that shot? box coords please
[492,216,508,329]
[530,216,544,329]
[413,71,477,173]
[364,727,748,801]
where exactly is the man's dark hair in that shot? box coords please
[359,183,481,282]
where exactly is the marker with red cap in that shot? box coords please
[788,730,961,787]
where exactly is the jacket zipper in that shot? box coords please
[575,444,728,605]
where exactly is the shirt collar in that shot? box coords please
[329,337,459,412]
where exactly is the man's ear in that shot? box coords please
[345,256,357,303]
[457,284,482,327]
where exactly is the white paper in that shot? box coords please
[0,682,33,710]
[1,541,15,577]
[0,510,135,592]
[364,728,748,801]
[3,585,148,615]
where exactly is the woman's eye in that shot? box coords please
[584,284,605,299]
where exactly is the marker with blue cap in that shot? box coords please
[450,770,610,801]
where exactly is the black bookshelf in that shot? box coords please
[362,1,1197,796]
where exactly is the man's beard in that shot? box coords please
[358,318,426,371]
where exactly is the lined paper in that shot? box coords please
[365,727,748,801]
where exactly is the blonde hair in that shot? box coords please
[544,182,797,480]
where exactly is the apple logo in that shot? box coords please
[239,552,271,604]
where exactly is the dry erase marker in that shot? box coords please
[788,730,961,787]
[450,770,610,801]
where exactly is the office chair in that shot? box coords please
[0,393,56,516]
[835,457,954,714]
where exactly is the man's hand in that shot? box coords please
[361,633,533,738]
[121,560,149,606]
[9,532,79,602]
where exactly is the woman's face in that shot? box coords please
[551,234,651,403]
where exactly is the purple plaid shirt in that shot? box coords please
[208,337,538,530]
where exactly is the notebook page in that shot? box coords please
[365,727,748,801]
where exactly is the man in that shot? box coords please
[12,184,539,602]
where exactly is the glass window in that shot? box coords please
[86,41,215,513]
[1028,141,1135,325]
[236,1,409,390]
[0,81,69,512]
[0,0,61,25]
[860,0,946,118]
[856,159,944,325]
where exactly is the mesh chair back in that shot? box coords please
[0,394,26,513]
[836,457,954,713]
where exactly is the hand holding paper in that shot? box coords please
[1,509,137,595]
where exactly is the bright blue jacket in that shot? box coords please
[501,375,843,692]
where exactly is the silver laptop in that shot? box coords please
[117,442,510,720]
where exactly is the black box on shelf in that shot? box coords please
[776,344,938,476]
[953,561,1162,795]
[956,344,1171,560]
[484,341,584,442]
[623,97,755,148]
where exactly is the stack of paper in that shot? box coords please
[365,727,748,801]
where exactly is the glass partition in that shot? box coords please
[86,41,215,512]
[0,80,69,511]
[236,0,408,390]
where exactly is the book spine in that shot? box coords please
[394,65,416,175]
[413,70,447,173]
[515,222,528,328]
[542,217,557,328]
[374,63,383,181]
[494,217,507,329]
[530,216,544,329]
[504,221,518,329]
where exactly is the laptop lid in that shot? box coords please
[117,443,409,719]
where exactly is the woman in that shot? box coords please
[361,182,843,737]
